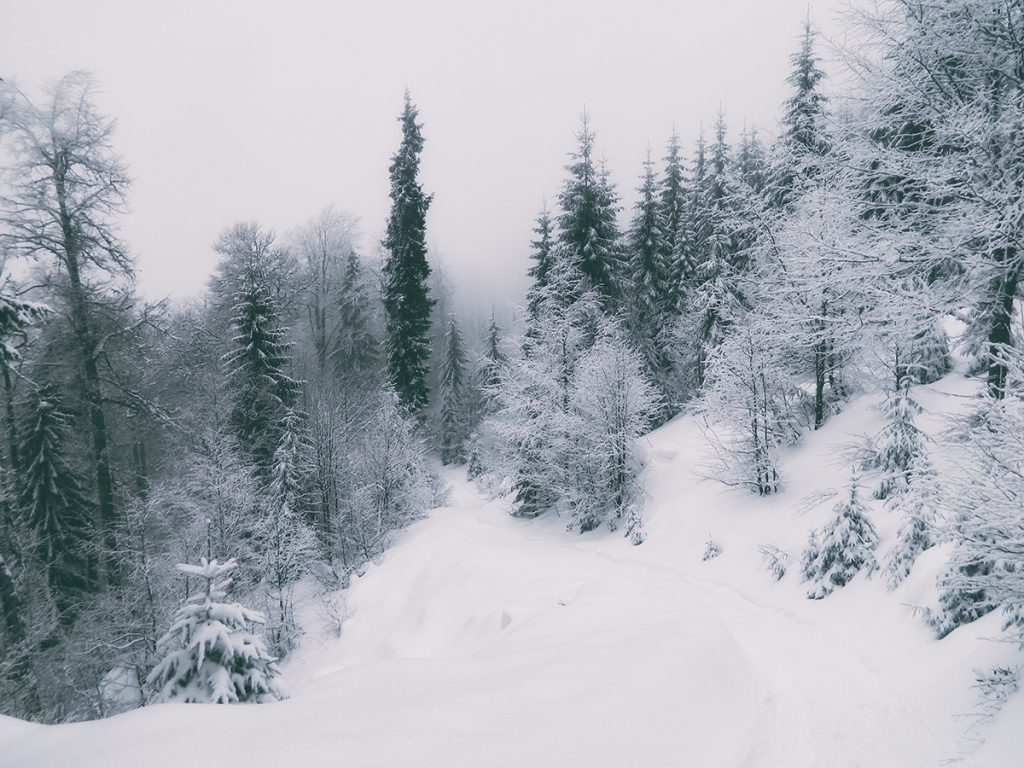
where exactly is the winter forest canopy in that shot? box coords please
[2,0,1024,763]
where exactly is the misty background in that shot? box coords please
[1,0,842,314]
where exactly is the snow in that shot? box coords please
[2,371,1021,766]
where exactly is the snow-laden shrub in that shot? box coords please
[972,666,1021,724]
[872,381,928,500]
[801,471,879,599]
[758,544,788,581]
[882,460,939,590]
[148,557,284,704]
[703,536,722,561]
[624,505,646,546]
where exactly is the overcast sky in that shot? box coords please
[2,0,845,314]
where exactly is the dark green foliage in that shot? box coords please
[801,472,879,598]
[439,317,468,465]
[658,130,687,297]
[736,126,768,195]
[556,115,624,305]
[383,92,434,413]
[479,316,506,400]
[772,20,829,208]
[525,207,555,332]
[223,262,300,473]
[333,251,380,389]
[689,113,749,386]
[626,152,673,383]
[17,385,94,614]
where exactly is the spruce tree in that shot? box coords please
[439,316,468,465]
[772,20,829,208]
[675,129,707,289]
[801,471,879,599]
[263,410,317,652]
[626,151,672,379]
[223,262,299,472]
[479,315,506,396]
[147,556,285,704]
[382,92,434,413]
[557,114,624,305]
[525,206,555,331]
[872,380,928,500]
[658,129,687,295]
[736,125,768,195]
[332,251,380,389]
[16,384,94,615]
[883,459,939,589]
[690,112,746,386]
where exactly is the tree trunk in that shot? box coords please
[986,254,1019,399]
[813,340,826,430]
[55,161,118,583]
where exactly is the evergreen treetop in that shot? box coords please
[383,91,434,414]
[556,114,624,305]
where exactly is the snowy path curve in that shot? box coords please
[0,457,986,768]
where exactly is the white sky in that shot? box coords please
[1,0,845,314]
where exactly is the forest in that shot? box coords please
[1,0,1023,736]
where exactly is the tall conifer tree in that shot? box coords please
[773,20,829,208]
[17,384,94,614]
[383,92,434,413]
[556,114,623,306]
[525,206,555,331]
[659,131,686,267]
[439,316,468,464]
[223,261,299,473]
[626,151,672,378]
[333,251,380,389]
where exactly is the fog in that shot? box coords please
[2,0,844,314]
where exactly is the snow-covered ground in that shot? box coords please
[2,372,1022,767]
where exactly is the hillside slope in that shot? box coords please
[2,373,1021,767]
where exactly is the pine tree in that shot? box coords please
[872,379,928,500]
[525,206,555,331]
[690,112,747,386]
[557,114,624,305]
[883,459,939,589]
[480,317,505,389]
[332,251,380,389]
[736,125,768,195]
[626,150,672,380]
[262,410,318,653]
[223,261,300,472]
[382,92,434,413]
[269,409,309,519]
[147,556,285,704]
[439,316,468,465]
[801,471,879,598]
[674,129,707,290]
[16,384,94,615]
[772,19,829,208]
[658,129,687,297]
